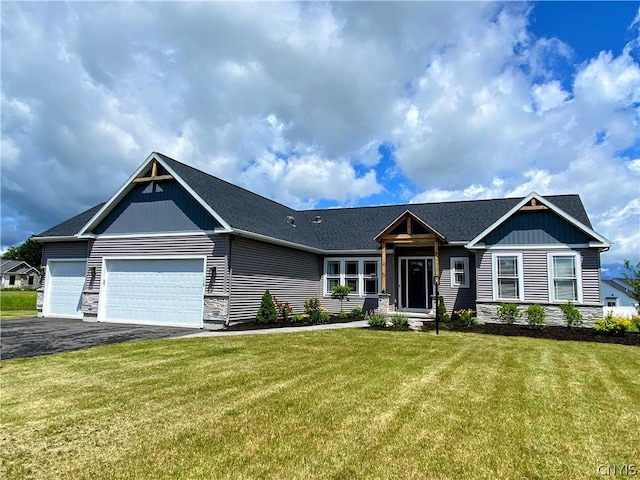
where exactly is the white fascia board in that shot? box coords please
[77,153,234,236]
[466,192,612,249]
[231,229,325,254]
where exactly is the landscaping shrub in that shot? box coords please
[310,309,330,324]
[337,310,348,320]
[454,308,477,327]
[390,313,409,329]
[594,313,632,336]
[560,302,583,328]
[304,296,329,324]
[273,296,292,322]
[437,296,450,322]
[525,304,546,329]
[304,296,322,314]
[496,303,521,324]
[256,290,278,324]
[290,313,308,323]
[631,316,640,331]
[367,312,387,328]
[350,307,364,319]
[331,284,352,316]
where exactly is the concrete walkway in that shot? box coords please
[179,320,369,338]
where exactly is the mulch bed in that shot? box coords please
[421,321,640,346]
[223,316,363,331]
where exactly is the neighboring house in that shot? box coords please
[34,152,611,328]
[601,278,637,307]
[1,260,40,288]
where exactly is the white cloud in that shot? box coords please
[0,1,638,266]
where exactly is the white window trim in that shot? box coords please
[492,253,524,302]
[547,252,583,304]
[323,257,381,297]
[450,257,470,288]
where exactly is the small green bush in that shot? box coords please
[437,296,450,322]
[350,307,364,319]
[304,296,328,324]
[560,302,583,328]
[390,313,409,329]
[454,308,477,327]
[290,313,308,323]
[496,303,521,324]
[337,310,348,319]
[304,296,322,314]
[525,304,546,329]
[630,316,640,331]
[310,309,329,324]
[594,313,631,336]
[256,290,278,324]
[367,312,387,328]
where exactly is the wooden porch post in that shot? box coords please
[381,242,387,293]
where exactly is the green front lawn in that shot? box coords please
[1,289,36,319]
[2,330,639,479]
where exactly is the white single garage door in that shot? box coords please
[102,258,204,328]
[45,260,86,318]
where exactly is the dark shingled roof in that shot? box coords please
[36,203,105,238]
[35,153,594,251]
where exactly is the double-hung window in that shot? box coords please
[548,253,582,303]
[492,253,523,301]
[450,257,470,288]
[324,258,380,296]
[326,261,341,292]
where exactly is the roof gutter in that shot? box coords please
[230,228,326,254]
[32,236,85,243]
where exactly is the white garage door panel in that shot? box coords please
[103,259,204,327]
[47,261,86,318]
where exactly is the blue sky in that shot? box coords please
[1,1,639,273]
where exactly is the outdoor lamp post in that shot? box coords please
[433,275,440,335]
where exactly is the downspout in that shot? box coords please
[225,235,233,326]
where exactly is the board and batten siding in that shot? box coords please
[229,237,322,322]
[476,248,601,305]
[41,241,90,290]
[437,246,476,312]
[85,234,228,295]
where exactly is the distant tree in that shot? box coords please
[1,237,42,268]
[622,260,640,314]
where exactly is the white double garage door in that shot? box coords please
[45,258,205,328]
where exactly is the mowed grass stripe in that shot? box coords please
[1,329,639,480]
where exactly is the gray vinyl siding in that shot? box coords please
[93,182,218,235]
[86,234,228,295]
[475,248,602,306]
[483,210,591,245]
[438,247,476,312]
[41,241,90,290]
[229,237,322,321]
[580,249,601,304]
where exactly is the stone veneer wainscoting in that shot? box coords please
[476,302,603,328]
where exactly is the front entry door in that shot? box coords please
[399,257,434,311]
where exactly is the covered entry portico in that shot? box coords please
[374,211,445,313]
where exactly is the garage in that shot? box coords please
[100,258,205,328]
[44,260,87,318]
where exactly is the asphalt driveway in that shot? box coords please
[1,317,195,360]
